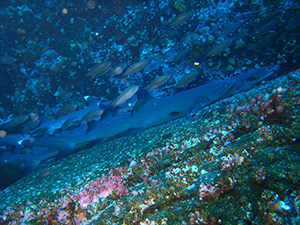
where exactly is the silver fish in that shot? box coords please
[78,109,104,123]
[106,62,128,77]
[85,61,112,78]
[170,49,189,64]
[123,60,150,77]
[56,103,78,118]
[174,71,198,89]
[30,127,50,135]
[60,117,77,130]
[250,19,277,37]
[218,21,243,37]
[109,85,139,109]
[0,56,17,64]
[22,119,41,133]
[248,32,277,51]
[169,10,194,27]
[55,91,73,103]
[145,75,170,91]
[204,37,236,57]
[5,114,29,128]
[288,12,300,30]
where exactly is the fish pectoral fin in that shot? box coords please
[186,95,211,118]
[99,108,113,121]
[86,120,98,134]
[111,107,119,117]
[186,104,202,118]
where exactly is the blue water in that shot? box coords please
[0,0,299,224]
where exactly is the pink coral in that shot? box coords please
[76,169,128,209]
[198,183,218,201]
[57,210,70,223]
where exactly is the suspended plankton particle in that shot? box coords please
[62,8,68,14]
[0,130,6,138]
[30,113,39,121]
[87,0,96,10]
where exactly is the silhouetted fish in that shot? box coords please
[145,75,170,90]
[218,21,243,37]
[56,103,78,117]
[30,127,49,135]
[257,12,279,26]
[204,37,236,57]
[174,71,199,89]
[55,91,73,103]
[287,13,300,30]
[169,10,194,27]
[0,56,17,64]
[85,61,112,78]
[22,119,41,133]
[123,60,150,77]
[250,19,277,37]
[5,115,29,128]
[170,49,189,64]
[60,117,77,130]
[248,32,277,51]
[78,109,104,123]
[107,62,128,77]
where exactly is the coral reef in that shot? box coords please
[1,71,299,224]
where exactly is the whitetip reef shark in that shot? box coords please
[0,65,279,177]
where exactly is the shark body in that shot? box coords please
[24,79,235,156]
[0,65,279,176]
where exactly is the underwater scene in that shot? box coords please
[0,0,300,224]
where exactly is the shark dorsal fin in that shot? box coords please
[87,96,99,106]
